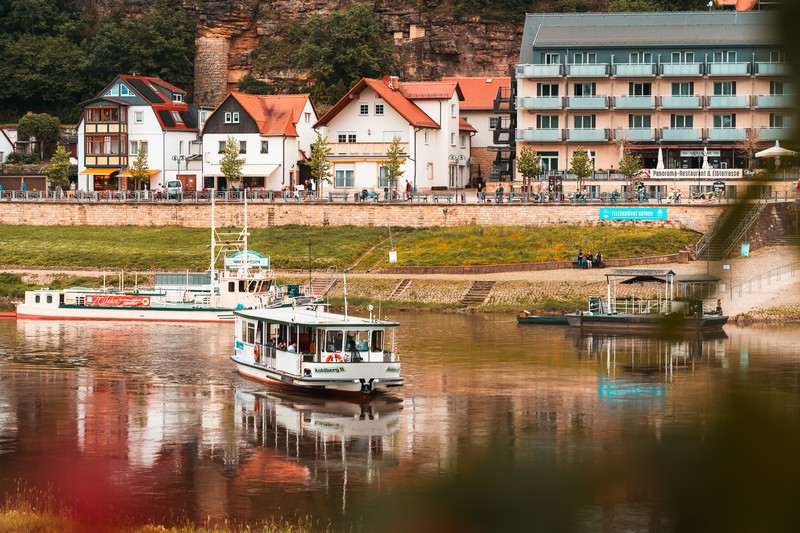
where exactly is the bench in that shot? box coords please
[327,192,349,202]
[506,193,525,203]
[432,193,452,203]
[409,193,428,203]
[572,261,606,269]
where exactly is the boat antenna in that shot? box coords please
[343,268,349,319]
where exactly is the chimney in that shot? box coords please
[390,76,400,89]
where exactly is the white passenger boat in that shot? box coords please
[16,195,310,322]
[231,305,403,395]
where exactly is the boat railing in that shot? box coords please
[604,297,674,315]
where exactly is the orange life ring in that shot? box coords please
[254,344,260,362]
[326,353,343,363]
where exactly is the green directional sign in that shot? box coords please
[599,207,667,221]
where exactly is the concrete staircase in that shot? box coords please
[390,279,412,299]
[461,281,496,307]
[770,234,800,246]
[696,201,767,261]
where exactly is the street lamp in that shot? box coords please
[172,154,186,175]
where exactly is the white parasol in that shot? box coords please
[656,147,664,170]
[755,140,797,170]
[702,145,710,169]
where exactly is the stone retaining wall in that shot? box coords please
[0,202,726,232]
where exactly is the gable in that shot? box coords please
[202,96,259,134]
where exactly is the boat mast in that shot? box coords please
[243,193,249,274]
[210,191,217,307]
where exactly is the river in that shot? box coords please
[1,314,799,531]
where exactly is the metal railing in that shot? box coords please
[729,262,800,301]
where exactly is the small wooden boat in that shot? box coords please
[516,310,568,324]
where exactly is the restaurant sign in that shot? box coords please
[85,294,151,307]
[680,150,721,158]
[649,169,743,179]
[599,208,667,221]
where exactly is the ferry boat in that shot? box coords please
[565,268,728,333]
[231,303,403,395]
[516,310,568,325]
[16,195,311,322]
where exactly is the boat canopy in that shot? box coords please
[606,268,676,285]
[234,306,399,328]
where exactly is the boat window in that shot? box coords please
[266,323,278,344]
[245,321,256,344]
[325,330,343,352]
[371,330,384,351]
[46,295,53,304]
[255,321,263,344]
[228,281,236,293]
[355,331,369,351]
[35,295,40,303]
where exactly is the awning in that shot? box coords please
[117,169,161,177]
[80,168,120,176]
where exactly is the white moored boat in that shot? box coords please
[231,305,402,395]
[16,194,312,322]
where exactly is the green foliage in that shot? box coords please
[45,144,70,190]
[129,142,150,190]
[569,146,594,190]
[309,132,332,193]
[382,136,405,191]
[219,137,244,184]
[516,146,542,187]
[17,113,60,158]
[237,74,275,95]
[618,150,643,181]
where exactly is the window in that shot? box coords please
[383,131,402,142]
[171,111,183,125]
[540,152,559,171]
[770,114,792,128]
[218,141,226,153]
[304,112,311,123]
[770,81,791,95]
[460,134,467,148]
[239,141,246,154]
[337,132,357,143]
[489,117,499,130]
[120,85,131,96]
[379,166,390,187]
[334,168,354,188]
[713,114,736,128]
[537,115,559,129]
[670,51,695,64]
[86,135,123,155]
[173,93,183,103]
[671,82,694,96]
[573,115,596,129]
[232,112,239,123]
[178,141,184,155]
[537,83,559,97]
[670,114,693,128]
[130,141,147,155]
[223,112,240,124]
[86,107,122,123]
[713,51,737,63]
[359,104,369,116]
[375,103,384,115]
[261,140,269,154]
[628,115,651,128]
[134,110,144,124]
[451,104,456,118]
[424,131,429,145]
[450,132,456,146]
[770,50,786,63]
[543,53,560,65]
[573,83,596,97]
[713,82,736,96]
[629,52,653,64]
[572,52,596,64]
[629,82,652,96]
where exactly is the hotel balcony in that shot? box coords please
[516,128,563,142]
[615,128,656,142]
[567,64,609,77]
[660,95,702,109]
[614,95,655,109]
[707,127,747,142]
[660,128,702,142]
[755,94,795,108]
[567,128,610,142]
[329,142,409,156]
[706,95,750,109]
[757,127,791,142]
[613,63,656,77]
[518,96,563,110]
[516,64,563,78]
[660,63,704,77]
[755,62,790,76]
[566,96,609,110]
[707,62,750,76]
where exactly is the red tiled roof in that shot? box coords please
[228,93,313,136]
[442,77,510,111]
[459,117,477,133]
[315,78,439,129]
[397,81,463,101]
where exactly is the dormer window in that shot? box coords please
[172,111,183,125]
[173,93,184,103]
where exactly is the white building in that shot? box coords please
[77,74,209,192]
[201,93,317,190]
[0,128,13,163]
[314,77,474,193]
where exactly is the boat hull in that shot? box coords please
[16,303,236,322]
[516,313,568,325]
[565,312,728,332]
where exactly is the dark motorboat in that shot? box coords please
[517,310,568,325]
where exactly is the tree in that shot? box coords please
[45,144,71,191]
[237,74,274,95]
[309,132,332,195]
[17,113,60,159]
[382,136,405,194]
[129,142,151,191]
[516,146,542,194]
[220,137,245,185]
[569,146,594,194]
[618,150,643,186]
[737,128,763,170]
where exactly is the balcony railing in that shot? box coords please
[755,62,790,76]
[660,63,703,77]
[518,96,563,110]
[329,142,408,156]
[755,94,795,108]
[615,128,656,142]
[660,95,702,109]
[566,96,609,109]
[707,62,750,76]
[517,128,563,142]
[567,128,610,142]
[613,63,656,77]
[706,95,750,109]
[660,128,702,142]
[614,95,655,109]
[516,64,563,78]
[707,127,747,142]
[758,127,792,142]
[567,64,609,77]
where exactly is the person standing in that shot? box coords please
[587,252,594,269]
[577,249,584,269]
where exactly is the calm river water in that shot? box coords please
[1,313,800,531]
